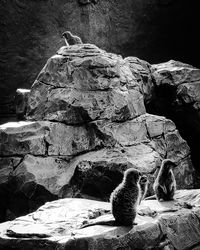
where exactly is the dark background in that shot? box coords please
[0,0,199,122]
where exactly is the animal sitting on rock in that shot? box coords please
[81,168,142,228]
[62,31,83,46]
[146,159,176,202]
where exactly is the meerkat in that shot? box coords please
[62,31,83,46]
[80,168,142,228]
[154,159,176,201]
[139,175,149,204]
[146,159,176,202]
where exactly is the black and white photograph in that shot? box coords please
[0,0,200,249]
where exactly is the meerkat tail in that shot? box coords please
[80,220,116,229]
[144,194,156,200]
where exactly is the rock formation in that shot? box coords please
[1,0,200,124]
[147,60,200,181]
[0,44,195,222]
[0,189,200,249]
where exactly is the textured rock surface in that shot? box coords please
[0,114,194,204]
[148,60,200,176]
[1,0,200,125]
[0,120,103,157]
[11,154,74,197]
[63,144,193,200]
[26,44,144,124]
[125,57,155,104]
[0,45,195,221]
[0,189,200,250]
[152,60,200,87]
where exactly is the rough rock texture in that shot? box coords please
[0,45,195,222]
[147,60,200,179]
[0,120,103,156]
[153,60,200,87]
[1,0,200,124]
[26,44,144,124]
[0,189,200,250]
[124,57,155,104]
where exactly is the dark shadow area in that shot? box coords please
[65,163,124,201]
[0,183,58,222]
[147,84,200,186]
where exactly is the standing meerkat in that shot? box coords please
[153,159,176,201]
[81,168,142,228]
[62,31,83,46]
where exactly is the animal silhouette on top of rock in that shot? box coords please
[62,31,83,46]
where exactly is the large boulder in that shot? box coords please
[1,0,200,126]
[0,45,195,221]
[26,44,144,124]
[0,120,104,157]
[152,60,200,87]
[0,114,194,217]
[0,189,200,250]
[148,60,200,177]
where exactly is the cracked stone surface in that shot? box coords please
[152,60,200,87]
[0,189,200,250]
[151,59,200,113]
[147,59,200,181]
[0,121,103,157]
[0,44,195,221]
[125,56,155,104]
[26,44,145,124]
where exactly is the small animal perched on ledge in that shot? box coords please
[146,159,176,201]
[62,31,83,46]
[81,168,142,228]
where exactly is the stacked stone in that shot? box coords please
[0,44,194,220]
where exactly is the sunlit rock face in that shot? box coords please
[0,45,194,222]
[0,121,103,156]
[26,44,145,123]
[124,57,155,104]
[0,189,200,250]
[1,0,199,106]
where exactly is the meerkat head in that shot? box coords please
[140,175,148,184]
[62,31,72,38]
[162,159,176,170]
[124,168,141,185]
